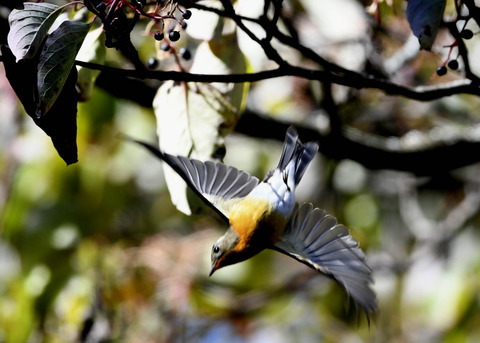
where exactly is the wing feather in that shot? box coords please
[215,167,239,196]
[205,162,219,194]
[123,137,259,221]
[169,155,260,216]
[272,203,377,315]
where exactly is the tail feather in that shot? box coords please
[294,142,319,184]
[277,127,319,185]
[277,127,298,171]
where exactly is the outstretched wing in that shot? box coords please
[272,203,377,315]
[124,137,259,222]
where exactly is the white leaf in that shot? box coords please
[184,0,221,41]
[155,21,250,215]
[154,81,238,215]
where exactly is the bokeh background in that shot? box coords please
[2,0,480,342]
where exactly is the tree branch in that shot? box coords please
[75,60,480,100]
[87,67,480,176]
[235,112,480,176]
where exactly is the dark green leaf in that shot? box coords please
[406,0,446,50]
[7,2,63,61]
[36,20,90,116]
[2,46,79,165]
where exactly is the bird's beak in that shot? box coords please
[209,261,218,277]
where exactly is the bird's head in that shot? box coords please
[209,227,241,276]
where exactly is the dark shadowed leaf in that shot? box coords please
[2,46,79,165]
[7,2,63,62]
[406,0,446,50]
[36,20,90,116]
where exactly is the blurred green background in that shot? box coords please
[2,86,480,343]
[2,0,480,342]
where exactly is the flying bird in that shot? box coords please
[125,126,377,316]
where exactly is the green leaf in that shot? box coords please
[36,20,90,116]
[42,66,80,165]
[406,0,446,50]
[76,26,106,101]
[7,2,63,62]
[1,46,79,165]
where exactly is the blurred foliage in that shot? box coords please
[2,0,480,343]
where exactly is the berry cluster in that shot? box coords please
[152,9,191,43]
[436,27,475,77]
[147,5,193,69]
[435,1,478,78]
[86,0,194,69]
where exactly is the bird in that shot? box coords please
[125,126,377,317]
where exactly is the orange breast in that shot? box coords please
[228,198,288,251]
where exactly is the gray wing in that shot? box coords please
[272,203,377,316]
[123,136,259,222]
[164,154,259,218]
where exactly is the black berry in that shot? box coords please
[180,48,191,60]
[161,43,170,51]
[182,10,192,20]
[148,57,159,69]
[181,21,188,30]
[436,65,447,76]
[447,59,459,70]
[461,29,474,40]
[154,31,164,41]
[169,30,181,42]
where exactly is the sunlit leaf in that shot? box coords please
[406,0,446,50]
[36,20,90,116]
[187,3,251,108]
[154,80,239,215]
[155,18,249,215]
[185,0,221,41]
[7,2,63,62]
[191,32,250,114]
[76,26,106,101]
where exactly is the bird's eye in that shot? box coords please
[213,245,220,254]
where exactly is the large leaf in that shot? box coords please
[154,20,250,215]
[7,2,63,62]
[36,20,90,116]
[406,0,446,50]
[1,46,79,165]
[154,81,239,215]
[184,0,221,41]
[191,34,250,114]
[76,26,106,101]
